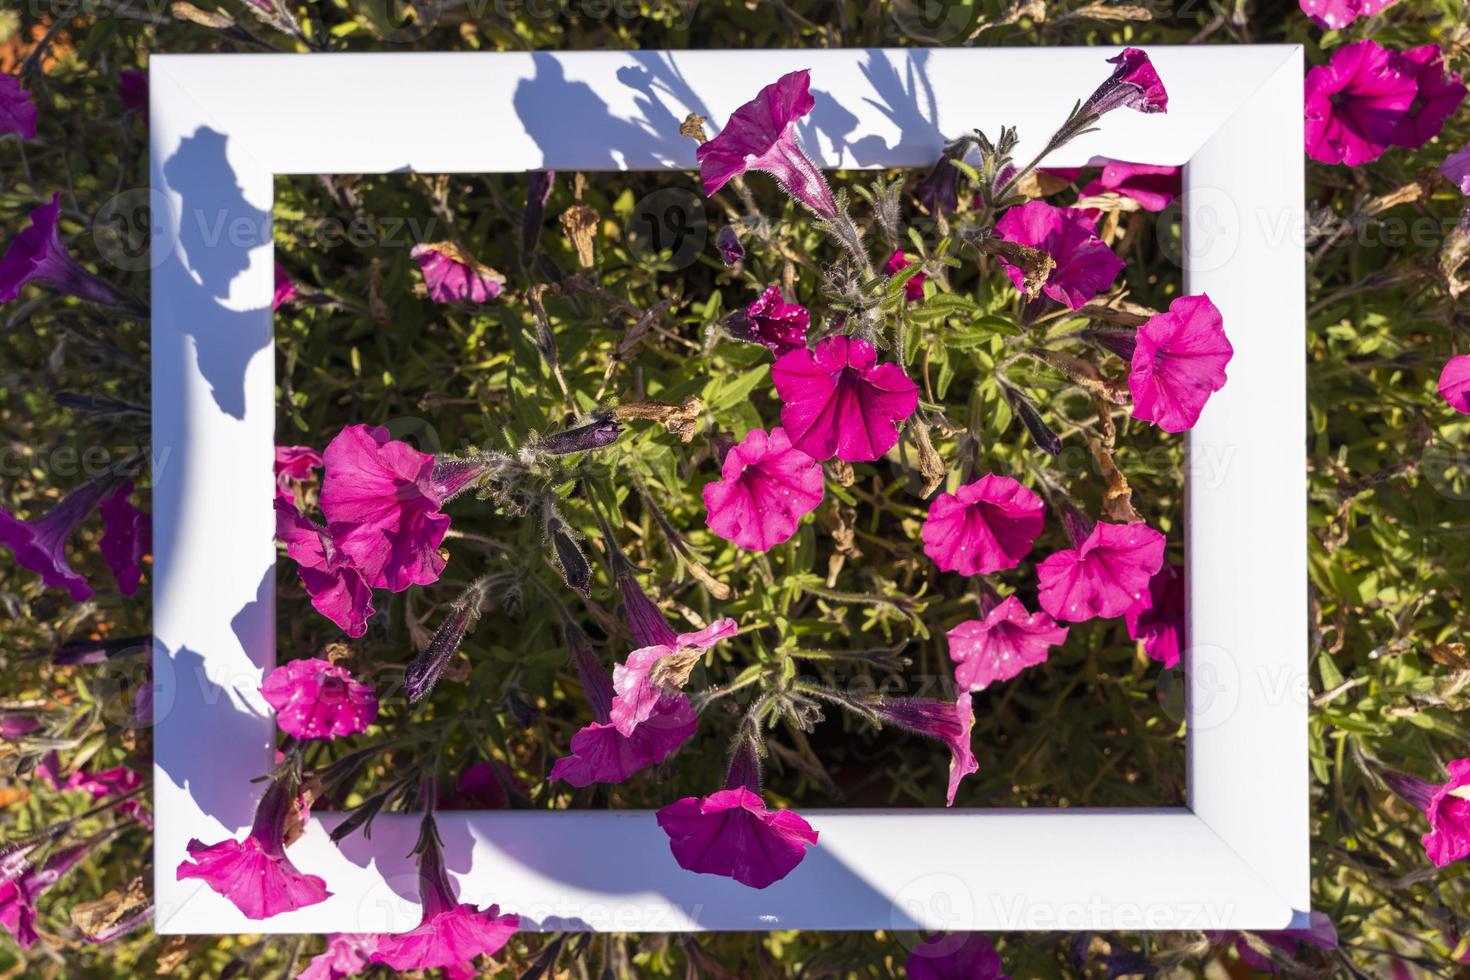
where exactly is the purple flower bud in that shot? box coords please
[1006,389,1062,457]
[914,136,973,216]
[1382,769,1436,812]
[523,170,555,255]
[535,412,623,456]
[716,225,745,265]
[548,518,591,597]
[724,735,762,794]
[404,580,489,703]
[618,571,678,649]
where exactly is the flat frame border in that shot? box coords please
[149,46,1307,934]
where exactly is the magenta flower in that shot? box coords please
[1300,0,1397,29]
[443,760,525,810]
[1385,759,1470,866]
[0,474,130,601]
[276,498,375,637]
[731,285,809,355]
[1444,145,1470,195]
[696,69,837,220]
[994,201,1124,310]
[871,695,977,806]
[703,427,824,552]
[298,934,376,980]
[619,570,679,649]
[906,933,1010,980]
[176,778,331,920]
[771,335,919,462]
[118,69,147,121]
[1390,45,1466,150]
[657,787,818,889]
[552,698,697,787]
[1128,293,1233,433]
[319,424,470,592]
[1125,563,1185,668]
[1037,521,1166,622]
[1439,355,1470,413]
[716,225,745,265]
[0,195,138,310]
[368,818,519,972]
[611,619,738,737]
[275,445,323,499]
[946,597,1069,691]
[0,843,91,950]
[273,260,297,310]
[99,480,148,597]
[1304,41,1418,166]
[1083,49,1168,116]
[0,73,37,141]
[921,475,1046,576]
[411,241,505,304]
[44,756,151,826]
[885,249,927,302]
[260,658,378,741]
[1080,161,1180,213]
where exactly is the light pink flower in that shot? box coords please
[1443,146,1470,195]
[1080,161,1180,212]
[260,658,378,741]
[906,933,1010,980]
[871,695,977,806]
[1390,45,1466,150]
[656,787,818,889]
[1128,293,1233,432]
[704,427,824,552]
[696,69,837,220]
[411,241,505,304]
[551,698,697,787]
[772,335,919,462]
[1300,0,1397,29]
[0,73,37,141]
[176,779,331,920]
[297,934,376,980]
[99,480,148,597]
[885,249,927,301]
[995,201,1124,310]
[1305,41,1418,166]
[0,474,128,601]
[1083,49,1168,116]
[921,475,1045,576]
[275,498,375,637]
[273,260,297,310]
[319,424,472,592]
[1125,563,1184,668]
[946,597,1068,691]
[731,285,809,356]
[611,619,737,737]
[1439,355,1470,413]
[1037,521,1166,622]
[368,819,519,972]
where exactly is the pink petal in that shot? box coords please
[656,788,817,889]
[1129,293,1233,432]
[947,597,1068,690]
[704,427,824,551]
[921,475,1045,576]
[1036,521,1166,622]
[1441,355,1470,413]
[772,335,919,462]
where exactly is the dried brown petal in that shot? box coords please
[614,396,703,442]
[171,2,235,28]
[560,205,599,268]
[975,238,1055,298]
[680,112,709,144]
[910,420,947,498]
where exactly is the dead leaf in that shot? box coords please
[679,112,708,144]
[560,205,599,268]
[910,419,947,497]
[70,876,149,939]
[614,396,703,442]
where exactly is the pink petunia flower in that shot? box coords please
[1300,0,1397,29]
[771,335,919,462]
[0,195,138,310]
[885,249,927,302]
[297,934,376,980]
[703,427,824,552]
[319,424,479,593]
[273,260,297,310]
[871,695,978,806]
[656,787,819,889]
[552,698,698,787]
[1439,355,1470,413]
[1127,293,1233,432]
[921,474,1046,576]
[730,285,809,355]
[176,778,331,920]
[260,658,378,741]
[1443,145,1470,195]
[1390,45,1466,150]
[0,842,92,949]
[994,201,1124,310]
[906,933,1010,980]
[946,597,1069,691]
[611,619,738,737]
[1383,759,1470,866]
[275,498,375,637]
[1038,521,1166,622]
[99,480,148,597]
[368,817,519,972]
[0,73,37,141]
[1304,41,1418,166]
[1080,161,1181,213]
[1125,563,1185,668]
[0,474,131,601]
[275,445,323,499]
[1082,49,1168,116]
[695,69,837,220]
[411,241,505,304]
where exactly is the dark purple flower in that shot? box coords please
[0,73,37,141]
[885,249,927,302]
[404,579,490,703]
[1083,49,1169,116]
[907,933,1010,980]
[0,474,126,601]
[118,70,147,122]
[1390,45,1467,150]
[716,225,745,265]
[871,695,978,806]
[0,195,139,310]
[534,412,623,455]
[725,285,809,356]
[523,170,555,254]
[99,480,148,597]
[696,69,837,220]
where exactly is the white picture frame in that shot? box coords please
[149,45,1308,935]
